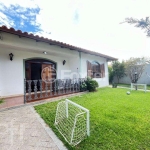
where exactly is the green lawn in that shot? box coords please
[35,88,150,150]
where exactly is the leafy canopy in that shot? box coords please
[108,65,114,83]
[125,57,149,83]
[112,61,126,83]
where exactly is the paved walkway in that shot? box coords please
[0,106,67,150]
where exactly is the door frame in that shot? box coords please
[23,57,57,80]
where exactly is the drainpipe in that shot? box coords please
[79,52,81,77]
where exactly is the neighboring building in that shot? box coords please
[114,64,150,85]
[0,26,117,108]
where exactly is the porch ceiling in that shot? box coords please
[0,42,78,58]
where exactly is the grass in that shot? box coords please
[35,88,150,150]
[117,83,150,90]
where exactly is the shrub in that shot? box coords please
[86,77,99,92]
[80,82,87,92]
[0,99,4,104]
[112,82,117,88]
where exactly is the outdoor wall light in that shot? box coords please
[9,53,14,61]
[63,60,66,65]
[43,51,47,54]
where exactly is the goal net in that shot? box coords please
[131,83,147,92]
[54,99,90,146]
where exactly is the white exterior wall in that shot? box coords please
[0,32,79,96]
[67,57,80,79]
[0,32,109,97]
[114,64,150,85]
[0,49,72,96]
[80,53,109,87]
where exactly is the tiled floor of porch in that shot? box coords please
[0,91,87,110]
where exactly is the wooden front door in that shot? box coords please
[25,59,56,93]
[41,64,52,91]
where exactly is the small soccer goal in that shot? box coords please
[54,99,90,146]
[131,83,147,93]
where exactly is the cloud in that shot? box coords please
[73,9,80,24]
[0,0,38,9]
[0,2,41,32]
[20,21,24,26]
[1,0,150,60]
[20,14,28,20]
[0,12,14,27]
[0,0,80,39]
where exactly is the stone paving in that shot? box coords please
[0,106,66,150]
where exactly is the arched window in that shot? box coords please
[91,61,101,78]
[87,61,105,78]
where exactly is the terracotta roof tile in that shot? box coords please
[17,30,22,33]
[0,26,117,61]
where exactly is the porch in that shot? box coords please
[0,78,87,109]
[24,78,87,103]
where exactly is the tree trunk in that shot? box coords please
[117,77,119,83]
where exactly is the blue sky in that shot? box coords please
[0,2,41,32]
[0,0,150,61]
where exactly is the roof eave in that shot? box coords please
[0,26,118,60]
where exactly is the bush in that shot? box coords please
[86,77,99,92]
[112,82,117,88]
[0,99,4,104]
[80,82,87,92]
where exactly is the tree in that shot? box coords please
[122,17,150,36]
[112,61,126,83]
[125,57,148,83]
[108,65,114,84]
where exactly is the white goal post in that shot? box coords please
[131,83,147,92]
[54,99,90,146]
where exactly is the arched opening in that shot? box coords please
[25,58,57,94]
[91,61,101,78]
[25,58,56,80]
[24,58,86,102]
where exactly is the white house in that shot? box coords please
[0,26,117,108]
